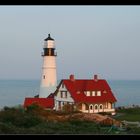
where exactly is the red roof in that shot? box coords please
[62,79,117,103]
[24,97,54,108]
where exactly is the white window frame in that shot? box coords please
[62,91,66,98]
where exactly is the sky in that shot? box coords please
[0,6,140,80]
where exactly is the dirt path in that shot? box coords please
[53,113,122,127]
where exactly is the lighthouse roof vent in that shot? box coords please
[44,34,54,41]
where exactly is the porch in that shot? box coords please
[76,102,116,114]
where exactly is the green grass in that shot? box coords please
[112,107,140,134]
[114,108,140,122]
[115,114,140,122]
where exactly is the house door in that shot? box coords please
[89,105,93,113]
[58,101,61,110]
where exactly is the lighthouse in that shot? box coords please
[39,34,57,98]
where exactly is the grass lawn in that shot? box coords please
[112,107,140,134]
[114,108,140,122]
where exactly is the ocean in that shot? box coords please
[0,80,140,109]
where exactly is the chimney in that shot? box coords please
[94,74,98,81]
[70,74,75,82]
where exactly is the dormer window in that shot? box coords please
[92,91,95,96]
[86,91,90,96]
[85,91,102,96]
[97,91,101,96]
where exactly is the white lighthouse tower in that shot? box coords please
[39,34,57,98]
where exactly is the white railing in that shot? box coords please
[80,108,115,113]
[104,109,115,112]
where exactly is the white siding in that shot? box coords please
[54,82,74,110]
[55,90,74,102]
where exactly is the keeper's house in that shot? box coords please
[54,74,117,115]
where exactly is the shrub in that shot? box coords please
[0,106,43,128]
[0,122,16,134]
[26,103,43,112]
[62,104,74,113]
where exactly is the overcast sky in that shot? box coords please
[0,6,140,80]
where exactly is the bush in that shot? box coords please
[17,115,42,128]
[62,104,74,113]
[26,103,43,113]
[0,106,42,128]
[0,122,16,134]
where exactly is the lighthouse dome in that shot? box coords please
[44,34,54,41]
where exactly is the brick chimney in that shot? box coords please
[94,74,98,81]
[70,74,75,82]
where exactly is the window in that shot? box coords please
[92,91,95,96]
[58,101,61,110]
[86,91,90,96]
[97,91,101,96]
[90,105,93,110]
[60,92,63,98]
[94,105,98,110]
[43,75,45,79]
[99,105,103,109]
[62,83,65,88]
[60,91,67,98]
[65,92,67,98]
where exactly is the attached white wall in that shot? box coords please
[54,83,74,110]
[108,102,112,109]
